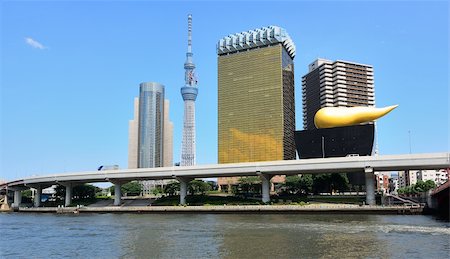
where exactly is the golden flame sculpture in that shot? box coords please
[314,105,398,129]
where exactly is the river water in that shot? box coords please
[1,213,449,258]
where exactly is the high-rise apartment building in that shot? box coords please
[128,82,173,195]
[217,26,296,190]
[302,58,374,130]
[138,82,165,168]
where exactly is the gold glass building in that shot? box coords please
[217,26,296,189]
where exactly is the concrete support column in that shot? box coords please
[426,190,436,209]
[1,190,11,211]
[13,190,22,208]
[34,186,42,207]
[364,167,375,205]
[260,174,273,203]
[4,191,8,205]
[177,177,192,205]
[64,184,73,207]
[114,183,122,206]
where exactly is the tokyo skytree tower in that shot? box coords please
[180,14,198,166]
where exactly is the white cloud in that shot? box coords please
[25,37,47,49]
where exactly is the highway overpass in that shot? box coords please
[1,152,449,207]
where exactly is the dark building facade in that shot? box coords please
[295,124,375,185]
[302,58,375,130]
[295,124,375,159]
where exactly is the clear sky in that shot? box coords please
[1,0,448,181]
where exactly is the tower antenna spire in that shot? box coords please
[187,14,192,53]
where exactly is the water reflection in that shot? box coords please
[1,213,449,258]
[215,215,382,258]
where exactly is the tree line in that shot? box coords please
[397,180,436,195]
[108,180,214,196]
[232,173,355,196]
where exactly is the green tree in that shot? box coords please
[399,180,437,195]
[283,175,313,194]
[406,185,417,194]
[424,180,436,191]
[55,184,99,200]
[22,189,33,198]
[312,173,349,194]
[75,184,99,199]
[238,176,261,195]
[330,173,349,193]
[312,174,332,194]
[188,180,211,195]
[284,175,301,194]
[121,181,142,196]
[55,185,65,199]
[206,181,218,191]
[299,174,313,194]
[152,186,163,196]
[163,181,180,196]
[415,180,427,192]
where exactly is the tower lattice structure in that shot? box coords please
[180,14,198,166]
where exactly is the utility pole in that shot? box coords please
[321,136,325,158]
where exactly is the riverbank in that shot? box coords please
[14,204,423,214]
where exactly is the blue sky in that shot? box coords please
[1,0,448,181]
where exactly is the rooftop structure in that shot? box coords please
[217,25,296,59]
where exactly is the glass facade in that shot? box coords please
[138,82,164,168]
[218,44,296,164]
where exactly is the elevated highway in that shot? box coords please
[1,152,449,207]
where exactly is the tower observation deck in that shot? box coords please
[181,14,198,166]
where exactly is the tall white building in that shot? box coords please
[180,14,198,166]
[128,97,139,169]
[302,58,375,130]
[417,169,448,186]
[398,169,448,188]
[163,100,173,167]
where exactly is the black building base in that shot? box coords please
[295,124,375,185]
[295,124,375,159]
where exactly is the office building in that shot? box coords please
[217,25,296,190]
[180,14,198,166]
[302,58,374,130]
